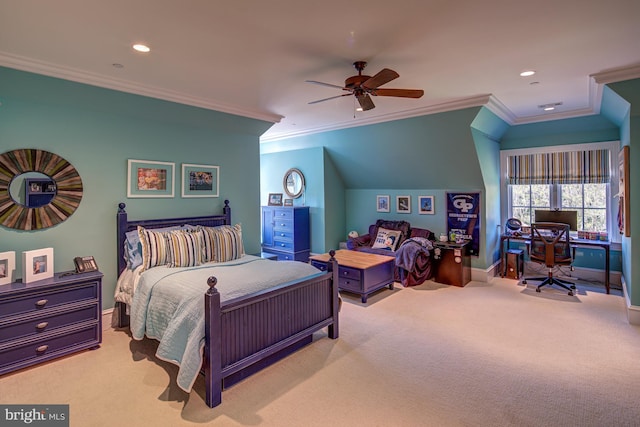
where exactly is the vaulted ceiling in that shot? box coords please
[1,0,639,142]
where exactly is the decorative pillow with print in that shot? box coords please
[371,227,402,251]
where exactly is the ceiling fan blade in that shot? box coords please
[308,93,352,105]
[373,88,424,98]
[356,93,375,111]
[305,80,348,90]
[362,68,399,90]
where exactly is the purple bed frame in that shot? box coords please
[115,201,340,407]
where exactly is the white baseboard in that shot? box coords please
[621,275,640,326]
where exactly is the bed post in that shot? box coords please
[222,199,231,225]
[204,276,223,407]
[327,250,340,339]
[116,203,128,276]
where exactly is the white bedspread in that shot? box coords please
[128,255,322,392]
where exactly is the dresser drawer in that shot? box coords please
[272,209,294,221]
[0,303,99,344]
[0,282,99,319]
[0,323,100,375]
[272,230,294,241]
[272,240,294,251]
[273,219,293,232]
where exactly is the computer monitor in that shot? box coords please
[534,209,578,231]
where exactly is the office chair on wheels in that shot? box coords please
[522,222,576,296]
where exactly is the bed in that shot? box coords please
[114,200,339,408]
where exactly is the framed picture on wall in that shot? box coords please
[376,195,390,212]
[418,196,435,214]
[618,145,630,237]
[396,195,411,213]
[181,163,219,198]
[127,159,175,198]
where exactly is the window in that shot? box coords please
[501,141,619,241]
[508,183,608,231]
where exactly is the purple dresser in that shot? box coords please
[0,270,102,375]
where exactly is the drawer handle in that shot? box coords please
[36,322,49,330]
[36,299,48,307]
[36,345,49,353]
[343,271,349,275]
[280,243,285,247]
[280,223,286,226]
[280,233,285,236]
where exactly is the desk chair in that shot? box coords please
[523,222,576,296]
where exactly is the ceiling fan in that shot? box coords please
[306,61,424,111]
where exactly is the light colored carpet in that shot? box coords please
[2,277,639,427]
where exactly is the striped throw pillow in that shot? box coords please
[138,226,171,271]
[167,229,203,267]
[201,224,244,263]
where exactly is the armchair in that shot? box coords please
[522,222,576,296]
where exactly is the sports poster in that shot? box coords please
[446,192,480,256]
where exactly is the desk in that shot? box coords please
[499,234,611,294]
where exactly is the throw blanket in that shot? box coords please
[395,237,433,272]
[129,255,322,393]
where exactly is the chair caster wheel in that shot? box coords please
[568,291,574,296]
[535,288,541,293]
[523,280,527,284]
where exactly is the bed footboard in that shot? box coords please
[204,252,340,407]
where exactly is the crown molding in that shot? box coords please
[590,64,640,85]
[261,94,493,142]
[0,51,283,124]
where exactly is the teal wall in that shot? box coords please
[261,100,629,283]
[0,67,273,310]
[261,107,494,269]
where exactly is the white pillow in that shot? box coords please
[371,228,402,251]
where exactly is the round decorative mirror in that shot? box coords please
[283,168,305,198]
[0,149,83,230]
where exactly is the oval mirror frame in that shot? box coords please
[283,168,305,199]
[0,149,83,230]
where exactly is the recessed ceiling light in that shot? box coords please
[132,44,150,53]
[520,70,536,77]
[539,102,562,111]
[356,107,363,112]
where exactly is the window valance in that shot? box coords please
[507,149,610,185]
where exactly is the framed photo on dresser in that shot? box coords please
[22,248,54,284]
[0,251,16,285]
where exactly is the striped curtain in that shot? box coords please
[507,149,610,185]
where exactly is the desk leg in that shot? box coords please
[605,245,610,294]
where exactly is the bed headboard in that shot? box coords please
[116,200,231,277]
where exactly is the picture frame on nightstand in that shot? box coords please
[22,247,54,284]
[0,251,16,285]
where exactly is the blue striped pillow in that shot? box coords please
[138,226,171,271]
[201,224,244,263]
[167,229,203,267]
